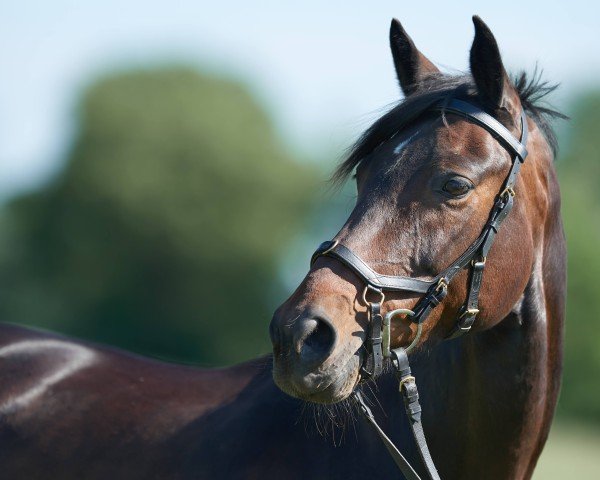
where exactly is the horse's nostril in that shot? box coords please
[298,317,336,364]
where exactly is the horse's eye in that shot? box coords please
[442,177,473,197]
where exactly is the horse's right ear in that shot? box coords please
[469,16,517,112]
[389,19,440,96]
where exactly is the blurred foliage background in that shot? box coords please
[555,93,600,422]
[0,68,322,365]
[0,64,599,475]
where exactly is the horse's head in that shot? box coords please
[270,17,556,404]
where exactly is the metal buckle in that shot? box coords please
[470,256,486,267]
[459,308,479,319]
[500,186,516,199]
[362,285,385,306]
[399,375,416,393]
[435,278,448,292]
[311,239,339,266]
[321,239,338,256]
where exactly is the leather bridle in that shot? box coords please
[310,99,529,480]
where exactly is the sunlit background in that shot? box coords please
[2,2,599,477]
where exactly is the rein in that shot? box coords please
[310,99,529,479]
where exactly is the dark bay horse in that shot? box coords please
[0,17,564,479]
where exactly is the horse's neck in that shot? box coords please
[376,261,563,480]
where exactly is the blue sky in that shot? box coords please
[1,1,599,200]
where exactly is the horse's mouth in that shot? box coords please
[273,353,361,405]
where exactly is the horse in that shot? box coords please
[0,16,565,480]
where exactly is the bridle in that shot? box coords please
[310,98,529,480]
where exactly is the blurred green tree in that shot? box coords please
[0,67,318,365]
[556,92,600,422]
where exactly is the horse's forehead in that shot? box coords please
[370,116,501,180]
[388,117,497,165]
[433,118,496,159]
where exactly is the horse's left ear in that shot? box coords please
[390,19,440,95]
[469,16,519,114]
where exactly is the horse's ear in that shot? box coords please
[390,19,440,95]
[469,16,519,113]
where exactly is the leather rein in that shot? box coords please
[310,99,529,480]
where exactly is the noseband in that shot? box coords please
[310,99,528,480]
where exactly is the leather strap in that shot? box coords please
[444,106,527,340]
[435,99,528,161]
[362,302,384,377]
[312,242,434,294]
[446,257,485,339]
[353,391,422,480]
[411,281,448,326]
[393,348,441,480]
[354,349,441,480]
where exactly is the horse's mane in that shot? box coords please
[333,70,566,185]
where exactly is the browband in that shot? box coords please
[437,99,528,161]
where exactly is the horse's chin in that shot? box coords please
[272,355,361,405]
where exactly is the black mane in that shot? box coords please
[333,70,566,184]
